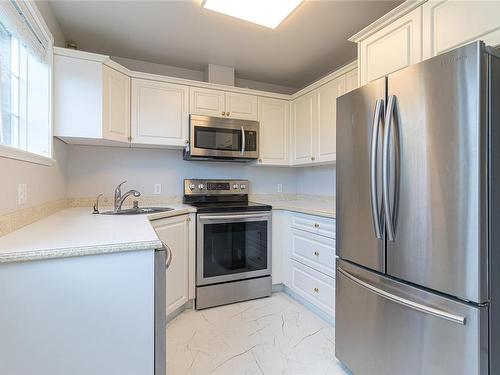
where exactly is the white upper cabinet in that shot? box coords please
[53,49,131,146]
[292,92,316,165]
[225,92,258,120]
[257,97,290,166]
[344,67,359,93]
[423,0,500,59]
[358,7,422,85]
[102,65,130,143]
[190,87,258,120]
[189,87,225,117]
[316,76,345,163]
[131,79,189,148]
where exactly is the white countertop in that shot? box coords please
[0,205,195,264]
[253,198,335,218]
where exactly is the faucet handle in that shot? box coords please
[93,194,103,214]
[115,180,127,193]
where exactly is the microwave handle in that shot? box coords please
[241,126,245,154]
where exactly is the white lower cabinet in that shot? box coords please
[152,214,195,316]
[282,211,336,319]
[290,259,335,317]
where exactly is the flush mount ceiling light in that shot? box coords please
[202,0,303,29]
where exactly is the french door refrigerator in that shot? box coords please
[335,41,500,375]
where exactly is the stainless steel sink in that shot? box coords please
[100,207,174,215]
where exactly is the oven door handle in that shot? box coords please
[198,213,271,221]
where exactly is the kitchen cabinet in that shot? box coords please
[422,0,500,59]
[152,214,193,316]
[190,87,258,120]
[257,97,290,166]
[344,67,359,93]
[131,79,189,148]
[291,92,316,165]
[316,76,345,163]
[358,7,422,85]
[53,49,131,145]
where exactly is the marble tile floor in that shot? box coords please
[167,292,350,375]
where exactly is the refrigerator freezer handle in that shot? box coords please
[370,99,384,240]
[337,267,466,325]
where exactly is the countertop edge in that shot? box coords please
[0,239,162,264]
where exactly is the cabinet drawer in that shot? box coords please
[291,213,335,239]
[290,260,335,317]
[291,229,335,277]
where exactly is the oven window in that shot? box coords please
[194,126,241,151]
[203,221,268,278]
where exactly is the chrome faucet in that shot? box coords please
[114,181,141,212]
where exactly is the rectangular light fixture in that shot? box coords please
[202,0,303,29]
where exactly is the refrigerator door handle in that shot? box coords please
[383,95,398,241]
[370,99,384,239]
[337,267,466,325]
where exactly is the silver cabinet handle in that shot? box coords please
[337,267,466,325]
[163,242,173,269]
[370,99,384,239]
[383,95,398,241]
[241,126,246,154]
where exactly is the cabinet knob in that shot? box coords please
[314,223,320,228]
[185,139,189,144]
[311,156,315,161]
[313,287,320,293]
[222,111,226,116]
[186,217,191,222]
[314,251,320,256]
[258,159,262,163]
[226,112,230,116]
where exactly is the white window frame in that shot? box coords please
[0,1,54,166]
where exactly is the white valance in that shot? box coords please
[0,0,52,63]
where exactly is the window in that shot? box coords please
[0,1,53,162]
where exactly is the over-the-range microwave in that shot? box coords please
[183,115,259,162]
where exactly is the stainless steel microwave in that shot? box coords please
[183,115,259,161]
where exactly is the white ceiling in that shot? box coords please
[48,0,401,89]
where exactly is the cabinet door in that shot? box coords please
[423,0,500,59]
[317,76,345,163]
[153,215,190,315]
[257,97,289,166]
[344,68,359,93]
[102,65,130,143]
[131,79,188,147]
[291,92,315,165]
[189,87,225,117]
[359,7,422,85]
[225,92,258,120]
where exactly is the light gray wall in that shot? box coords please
[65,145,298,197]
[1,139,67,215]
[296,165,336,197]
[113,56,297,95]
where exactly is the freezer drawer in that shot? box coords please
[335,260,488,375]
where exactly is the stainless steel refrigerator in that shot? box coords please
[335,41,500,375]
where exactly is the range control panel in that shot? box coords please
[184,179,249,195]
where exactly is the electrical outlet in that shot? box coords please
[154,183,162,195]
[277,183,283,193]
[18,184,27,205]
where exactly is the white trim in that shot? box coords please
[348,0,427,43]
[0,144,55,166]
[54,46,108,63]
[290,60,357,99]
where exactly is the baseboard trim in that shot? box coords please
[167,300,194,324]
[282,285,335,326]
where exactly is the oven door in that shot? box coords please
[197,211,272,286]
[189,115,259,159]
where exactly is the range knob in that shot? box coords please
[198,183,204,190]
[232,184,239,189]
[189,183,196,190]
[240,184,246,190]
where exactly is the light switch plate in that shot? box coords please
[154,183,162,195]
[277,184,283,193]
[18,184,27,205]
